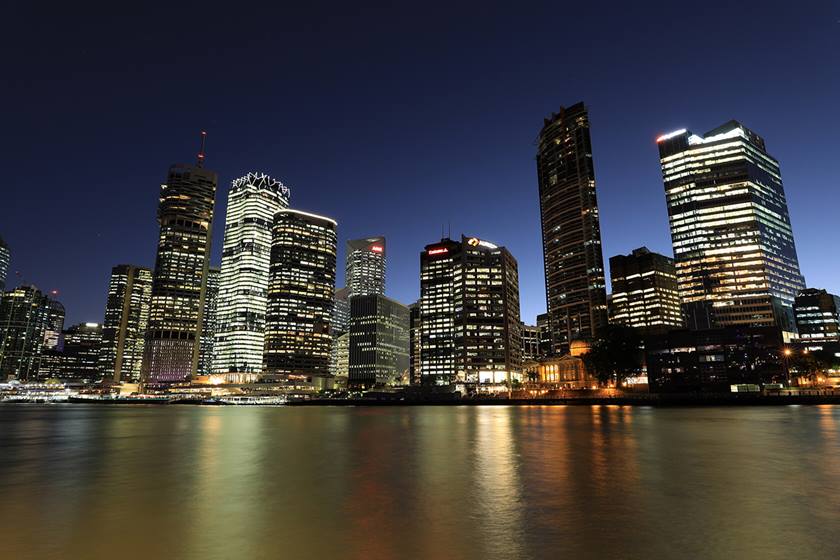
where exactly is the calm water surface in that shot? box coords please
[1,404,838,560]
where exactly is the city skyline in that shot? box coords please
[3,4,838,327]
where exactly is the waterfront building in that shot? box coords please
[657,121,805,334]
[198,266,219,376]
[213,172,290,374]
[609,247,683,334]
[346,237,385,296]
[0,286,52,381]
[60,323,102,382]
[263,209,337,380]
[523,341,595,389]
[408,301,421,385]
[0,236,9,295]
[645,327,784,392]
[536,102,608,355]
[347,294,409,389]
[142,137,217,384]
[99,265,153,383]
[520,322,541,361]
[794,289,840,342]
[419,236,522,385]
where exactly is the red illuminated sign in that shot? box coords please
[370,246,384,253]
[427,248,448,255]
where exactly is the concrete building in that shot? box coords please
[347,294,409,389]
[99,265,152,383]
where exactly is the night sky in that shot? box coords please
[3,2,838,326]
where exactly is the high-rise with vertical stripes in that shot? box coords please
[536,102,608,355]
[213,172,290,376]
[142,135,217,384]
[99,264,152,383]
[657,121,805,334]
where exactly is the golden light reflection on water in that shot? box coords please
[1,404,840,560]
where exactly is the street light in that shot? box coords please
[783,348,792,387]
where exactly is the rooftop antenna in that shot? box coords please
[197,131,207,167]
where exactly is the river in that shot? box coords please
[1,404,838,559]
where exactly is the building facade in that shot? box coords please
[347,294,409,389]
[263,210,337,379]
[198,266,219,376]
[99,265,153,383]
[657,121,805,334]
[42,299,65,351]
[142,151,217,384]
[213,172,290,374]
[60,323,103,382]
[520,322,542,361]
[609,247,683,334]
[537,102,608,355]
[408,301,421,385]
[794,289,840,342]
[0,236,9,295]
[0,286,53,381]
[345,237,386,296]
[419,236,521,385]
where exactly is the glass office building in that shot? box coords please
[657,121,805,334]
[263,209,337,380]
[536,102,608,355]
[345,237,386,296]
[99,264,153,383]
[214,172,290,375]
[609,247,683,334]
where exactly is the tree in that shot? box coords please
[581,325,643,388]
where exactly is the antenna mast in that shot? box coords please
[197,131,207,167]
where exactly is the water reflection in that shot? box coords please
[1,404,839,560]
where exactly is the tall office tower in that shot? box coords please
[346,237,386,296]
[99,265,153,383]
[347,294,409,389]
[609,247,683,334]
[60,323,102,382]
[0,236,9,294]
[264,209,337,380]
[520,322,541,361]
[0,286,51,381]
[142,136,217,384]
[657,121,805,333]
[537,102,608,356]
[43,298,65,350]
[794,289,840,342]
[198,266,219,376]
[214,172,290,375]
[408,301,421,385]
[419,236,522,385]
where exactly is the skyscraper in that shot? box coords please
[99,265,153,384]
[419,236,521,385]
[537,102,608,355]
[214,172,290,375]
[142,135,217,384]
[520,322,542,361]
[609,247,683,334]
[60,323,103,382]
[263,209,337,380]
[198,266,219,376]
[657,121,805,333]
[332,286,351,336]
[0,236,10,295]
[0,286,52,381]
[345,237,386,296]
[347,294,409,389]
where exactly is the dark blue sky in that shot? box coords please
[3,1,838,325]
